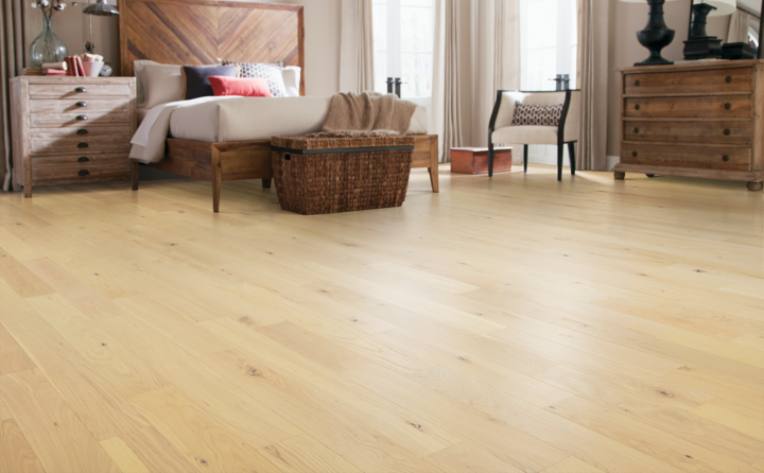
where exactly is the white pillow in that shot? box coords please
[135,62,185,108]
[281,66,301,97]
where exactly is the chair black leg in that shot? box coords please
[568,142,576,176]
[523,144,529,173]
[487,140,495,178]
[557,142,563,182]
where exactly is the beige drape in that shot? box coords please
[727,9,758,45]
[432,0,518,161]
[576,0,609,171]
[339,0,375,93]
[1,0,26,191]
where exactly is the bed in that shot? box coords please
[120,0,439,212]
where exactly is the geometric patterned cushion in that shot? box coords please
[222,61,287,97]
[511,103,563,127]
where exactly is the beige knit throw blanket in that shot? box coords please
[322,92,417,135]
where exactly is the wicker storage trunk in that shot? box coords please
[271,134,415,215]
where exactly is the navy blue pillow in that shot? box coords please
[184,65,238,99]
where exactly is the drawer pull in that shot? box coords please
[76,114,88,121]
[723,128,731,136]
[76,101,88,108]
[77,142,89,149]
[724,102,732,111]
[633,127,640,134]
[77,156,90,163]
[631,151,638,158]
[78,169,90,177]
[634,79,641,87]
[75,86,87,93]
[634,104,641,111]
[722,155,730,162]
[725,75,732,83]
[76,128,88,136]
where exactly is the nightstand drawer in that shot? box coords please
[623,120,753,145]
[624,67,752,95]
[31,108,130,127]
[622,143,751,171]
[29,83,132,100]
[30,129,132,156]
[624,95,752,119]
[30,99,131,114]
[32,154,130,182]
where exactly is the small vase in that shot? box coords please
[30,14,68,67]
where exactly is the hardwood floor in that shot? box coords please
[1,165,763,473]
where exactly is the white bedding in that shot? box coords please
[129,96,429,164]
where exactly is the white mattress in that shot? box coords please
[169,96,429,143]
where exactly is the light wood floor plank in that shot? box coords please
[0,167,761,471]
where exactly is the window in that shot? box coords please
[519,0,578,91]
[372,0,435,99]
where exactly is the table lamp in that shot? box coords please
[685,0,737,59]
[621,0,682,66]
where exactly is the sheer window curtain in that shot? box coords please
[576,0,609,170]
[1,0,26,191]
[339,0,375,93]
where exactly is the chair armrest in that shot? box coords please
[562,90,581,143]
[488,90,519,134]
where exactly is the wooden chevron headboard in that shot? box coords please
[119,0,305,94]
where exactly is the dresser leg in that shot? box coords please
[747,181,763,192]
[614,171,625,180]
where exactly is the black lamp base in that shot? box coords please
[635,0,675,67]
[683,3,722,60]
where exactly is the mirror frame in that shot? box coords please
[686,0,764,58]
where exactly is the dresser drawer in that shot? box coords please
[624,67,752,95]
[31,154,130,182]
[29,83,133,100]
[623,120,753,145]
[624,95,751,119]
[622,143,751,171]
[30,107,130,128]
[30,128,132,156]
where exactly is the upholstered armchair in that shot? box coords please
[488,90,581,181]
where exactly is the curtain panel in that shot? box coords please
[576,0,609,171]
[339,0,375,93]
[1,0,26,191]
[431,0,519,161]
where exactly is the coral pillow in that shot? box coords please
[208,76,272,97]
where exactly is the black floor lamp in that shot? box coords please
[621,0,681,66]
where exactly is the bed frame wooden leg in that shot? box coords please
[428,135,440,193]
[211,148,222,213]
[131,161,140,191]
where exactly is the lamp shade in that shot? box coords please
[693,0,737,16]
[83,0,119,16]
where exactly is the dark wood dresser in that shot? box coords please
[616,60,764,191]
[10,76,137,197]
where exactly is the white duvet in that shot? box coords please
[129,96,429,164]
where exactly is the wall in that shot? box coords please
[607,1,729,160]
[23,0,341,96]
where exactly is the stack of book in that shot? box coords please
[42,61,67,76]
